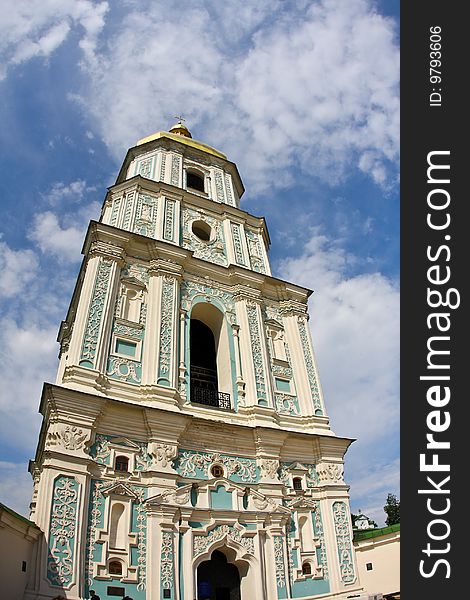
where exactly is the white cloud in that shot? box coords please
[43,179,91,205]
[0,318,57,454]
[277,233,399,443]
[29,201,100,262]
[0,0,109,79]
[71,0,398,193]
[0,241,39,298]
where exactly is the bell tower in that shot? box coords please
[26,121,361,600]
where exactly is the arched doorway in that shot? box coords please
[197,550,241,600]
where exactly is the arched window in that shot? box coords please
[109,560,123,575]
[302,562,312,576]
[115,456,129,472]
[109,503,126,549]
[293,477,303,491]
[187,171,205,192]
[189,303,232,410]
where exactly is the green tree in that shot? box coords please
[384,493,400,525]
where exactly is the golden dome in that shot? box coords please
[168,119,192,138]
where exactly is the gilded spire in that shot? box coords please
[169,115,192,138]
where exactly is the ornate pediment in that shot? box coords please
[284,496,317,510]
[103,481,139,499]
[146,484,192,507]
[108,437,141,450]
[285,462,309,473]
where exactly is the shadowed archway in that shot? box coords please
[197,549,241,600]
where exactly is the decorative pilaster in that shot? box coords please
[332,501,356,585]
[297,316,324,415]
[157,275,177,387]
[47,476,80,588]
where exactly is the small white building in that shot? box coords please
[354,524,400,598]
[0,502,42,600]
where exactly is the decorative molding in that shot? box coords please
[134,193,158,238]
[231,222,247,266]
[224,173,235,206]
[160,531,174,591]
[175,450,258,483]
[259,458,280,481]
[193,525,254,557]
[297,318,323,415]
[180,278,237,326]
[148,442,178,471]
[80,259,113,367]
[61,426,88,451]
[171,154,181,186]
[181,208,228,266]
[214,171,225,203]
[107,356,142,383]
[245,229,267,274]
[122,191,136,230]
[246,303,267,402]
[163,197,176,242]
[316,462,345,485]
[158,276,175,383]
[273,535,286,588]
[47,476,79,587]
[275,393,300,416]
[333,501,356,584]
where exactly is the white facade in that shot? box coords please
[0,504,41,600]
[24,124,362,600]
[354,526,400,597]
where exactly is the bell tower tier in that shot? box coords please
[26,122,361,600]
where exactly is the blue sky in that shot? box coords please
[0,0,399,525]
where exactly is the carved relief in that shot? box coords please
[274,536,287,588]
[161,532,174,591]
[333,501,356,584]
[245,229,267,274]
[147,442,178,471]
[193,524,254,557]
[61,426,88,451]
[176,450,258,483]
[298,318,323,415]
[80,259,113,367]
[316,462,345,485]
[181,208,228,266]
[259,458,280,480]
[47,476,79,587]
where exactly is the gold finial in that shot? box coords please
[169,115,192,138]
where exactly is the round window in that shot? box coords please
[192,220,212,242]
[210,464,224,478]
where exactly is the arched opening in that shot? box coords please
[189,303,232,410]
[302,561,312,576]
[109,559,123,576]
[293,477,303,491]
[115,455,129,472]
[190,318,218,403]
[109,503,127,549]
[197,550,241,600]
[187,171,205,192]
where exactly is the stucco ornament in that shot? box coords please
[316,462,344,485]
[148,442,178,471]
[61,425,88,451]
[259,458,280,481]
[193,524,254,557]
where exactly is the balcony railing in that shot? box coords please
[190,386,231,410]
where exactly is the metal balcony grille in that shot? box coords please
[190,386,231,410]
